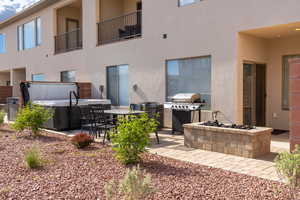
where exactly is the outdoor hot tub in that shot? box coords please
[183,121,272,158]
[20,82,111,131]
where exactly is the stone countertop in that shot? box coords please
[183,123,273,136]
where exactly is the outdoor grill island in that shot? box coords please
[164,93,205,134]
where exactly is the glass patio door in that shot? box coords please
[243,63,266,126]
[243,63,253,125]
[107,65,129,106]
[66,19,79,50]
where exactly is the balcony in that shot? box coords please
[55,29,82,54]
[54,0,82,54]
[97,11,142,45]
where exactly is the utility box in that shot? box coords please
[7,97,19,121]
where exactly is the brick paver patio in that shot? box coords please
[54,128,289,182]
[149,130,290,182]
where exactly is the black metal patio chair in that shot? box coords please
[90,105,117,144]
[79,106,95,136]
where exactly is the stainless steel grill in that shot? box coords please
[172,93,201,103]
[164,93,205,134]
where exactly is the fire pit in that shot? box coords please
[202,120,255,130]
[183,121,272,158]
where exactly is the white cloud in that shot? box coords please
[0,0,40,21]
[0,0,39,12]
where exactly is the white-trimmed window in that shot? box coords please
[0,33,6,53]
[166,56,212,109]
[18,17,42,51]
[179,0,202,7]
[32,74,45,81]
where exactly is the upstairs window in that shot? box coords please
[179,0,201,6]
[0,34,6,53]
[18,17,42,51]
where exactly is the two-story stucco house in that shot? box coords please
[0,0,300,134]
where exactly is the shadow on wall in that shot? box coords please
[91,85,104,99]
[134,86,148,102]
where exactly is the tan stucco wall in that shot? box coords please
[238,34,300,130]
[267,36,300,130]
[99,0,124,21]
[98,0,139,21]
[237,34,269,125]
[56,5,82,34]
[123,0,139,13]
[0,72,10,86]
[1,0,300,129]
[12,69,26,97]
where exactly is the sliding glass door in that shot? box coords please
[107,65,129,106]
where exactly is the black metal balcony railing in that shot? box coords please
[97,10,142,45]
[55,29,82,54]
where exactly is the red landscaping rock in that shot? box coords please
[0,128,296,200]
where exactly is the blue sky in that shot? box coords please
[0,0,40,22]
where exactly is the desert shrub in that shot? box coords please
[12,103,53,136]
[71,133,94,149]
[105,165,155,200]
[112,113,158,164]
[25,147,43,169]
[275,145,300,199]
[0,110,5,126]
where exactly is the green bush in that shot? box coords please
[0,110,5,126]
[12,103,53,136]
[25,147,43,169]
[71,133,94,149]
[112,113,158,164]
[275,145,300,199]
[105,165,155,200]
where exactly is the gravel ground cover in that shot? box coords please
[0,126,297,200]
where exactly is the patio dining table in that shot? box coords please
[104,109,145,118]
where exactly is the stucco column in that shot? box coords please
[10,69,13,86]
[82,0,98,49]
[289,58,300,151]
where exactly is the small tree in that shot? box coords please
[275,145,300,200]
[112,113,158,164]
[105,165,155,200]
[0,110,5,126]
[13,103,53,136]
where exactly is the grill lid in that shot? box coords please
[171,93,201,103]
